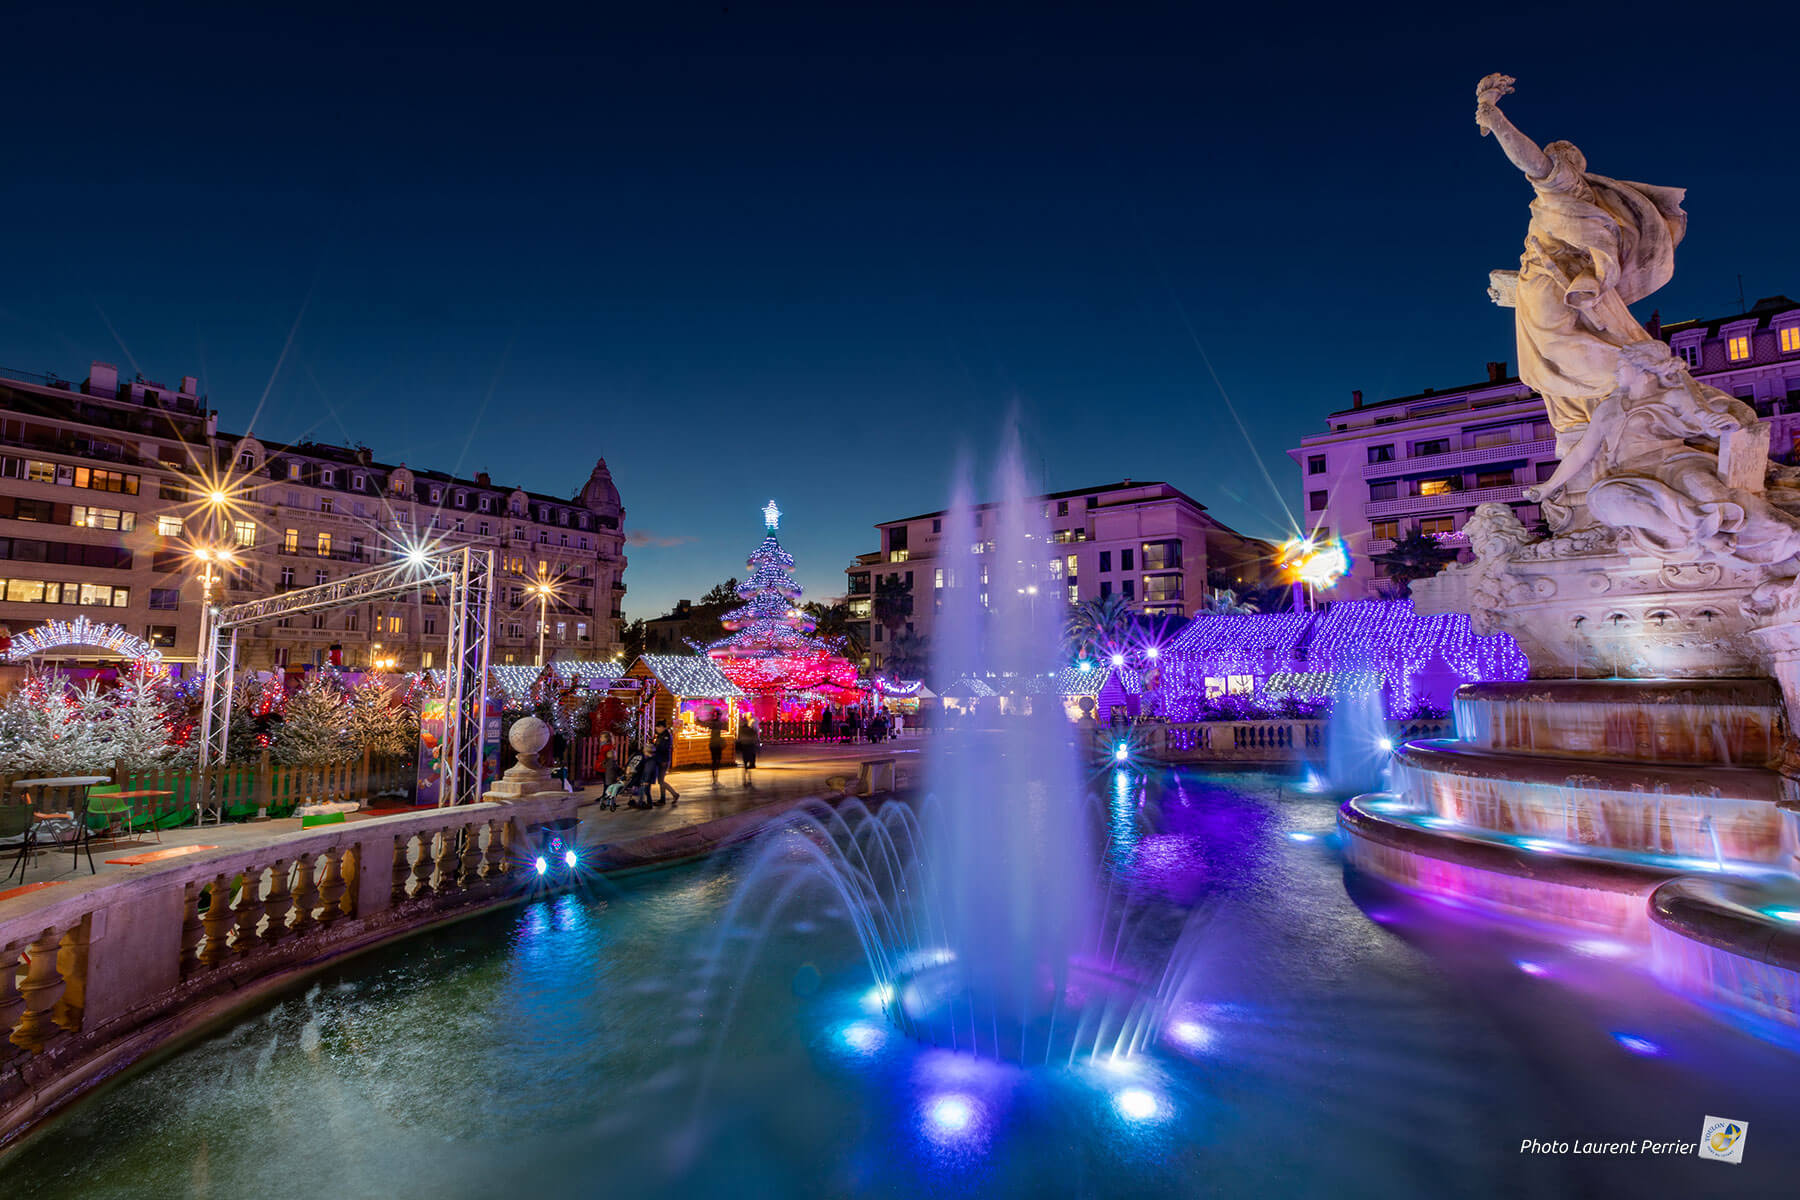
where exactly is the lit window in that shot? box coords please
[1782,327,1800,354]
[1205,677,1227,698]
[234,520,256,546]
[1418,478,1456,497]
[288,462,302,480]
[156,515,183,537]
[283,528,298,553]
[1227,674,1255,695]
[1728,335,1750,362]
[317,532,332,556]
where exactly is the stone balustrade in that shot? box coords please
[1121,718,1454,764]
[0,793,580,1149]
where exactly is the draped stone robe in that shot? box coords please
[1514,143,1688,432]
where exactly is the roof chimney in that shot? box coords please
[1485,361,1507,383]
[1351,389,1363,409]
[180,375,198,395]
[476,471,491,486]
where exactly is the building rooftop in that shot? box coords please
[1324,295,1800,420]
[882,480,1204,526]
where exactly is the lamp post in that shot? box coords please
[193,545,236,679]
[530,580,553,667]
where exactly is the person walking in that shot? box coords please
[819,709,835,743]
[737,715,760,788]
[650,719,681,807]
[892,710,904,739]
[708,717,725,786]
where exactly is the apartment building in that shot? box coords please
[845,480,1274,667]
[1290,295,1800,600]
[0,362,211,664]
[0,359,628,673]
[219,437,628,671]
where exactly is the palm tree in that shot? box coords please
[1063,594,1136,662]
[1200,587,1258,616]
[873,576,914,638]
[1372,526,1459,597]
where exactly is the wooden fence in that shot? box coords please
[0,750,416,829]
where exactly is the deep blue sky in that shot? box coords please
[4,2,1795,619]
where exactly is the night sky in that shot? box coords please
[3,2,1795,619]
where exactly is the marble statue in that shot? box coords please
[1471,75,1800,606]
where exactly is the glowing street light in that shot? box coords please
[527,577,561,667]
[1277,535,1351,611]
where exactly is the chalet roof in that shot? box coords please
[629,654,742,698]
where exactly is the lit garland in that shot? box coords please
[1160,599,1525,718]
[5,616,163,663]
[637,653,743,698]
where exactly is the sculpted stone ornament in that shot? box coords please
[1412,77,1800,685]
[484,714,559,801]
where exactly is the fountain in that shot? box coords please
[707,441,1197,1066]
[1340,74,1800,1036]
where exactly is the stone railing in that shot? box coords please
[0,793,580,1149]
[1122,718,1454,764]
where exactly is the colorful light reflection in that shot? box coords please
[924,1093,980,1138]
[1114,1087,1161,1122]
[1612,1032,1663,1056]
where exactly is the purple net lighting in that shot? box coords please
[1157,600,1527,719]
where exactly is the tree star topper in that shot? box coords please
[763,499,781,532]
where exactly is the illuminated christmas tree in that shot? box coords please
[707,501,861,708]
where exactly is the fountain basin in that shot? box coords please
[1650,876,1800,1030]
[888,957,1159,1065]
[1393,740,1787,865]
[1453,679,1783,765]
[1339,794,1682,935]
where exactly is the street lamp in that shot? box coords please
[192,544,237,674]
[529,580,556,667]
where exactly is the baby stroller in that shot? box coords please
[601,753,645,811]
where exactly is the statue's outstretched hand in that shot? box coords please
[1475,73,1515,136]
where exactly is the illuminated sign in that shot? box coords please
[4,616,164,663]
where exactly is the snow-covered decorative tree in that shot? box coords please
[4,674,110,777]
[347,677,418,758]
[98,662,181,773]
[705,501,862,709]
[271,675,354,766]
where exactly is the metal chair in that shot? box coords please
[1,804,38,883]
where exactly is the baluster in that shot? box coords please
[338,844,358,920]
[459,822,483,885]
[179,880,206,976]
[0,939,28,1050]
[411,833,435,897]
[289,854,317,935]
[482,819,507,878]
[391,835,412,904]
[315,848,347,928]
[262,859,292,943]
[198,874,234,969]
[10,928,67,1053]
[52,918,89,1033]
[433,829,462,893]
[235,865,267,951]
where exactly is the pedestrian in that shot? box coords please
[737,715,760,787]
[649,719,680,807]
[708,716,725,786]
[892,711,905,739]
[846,709,861,744]
[819,709,835,742]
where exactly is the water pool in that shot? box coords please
[4,770,1796,1198]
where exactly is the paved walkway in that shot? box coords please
[0,739,926,908]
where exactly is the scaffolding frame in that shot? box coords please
[196,547,494,815]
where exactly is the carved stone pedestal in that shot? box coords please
[482,715,562,803]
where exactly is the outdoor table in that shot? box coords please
[8,776,110,876]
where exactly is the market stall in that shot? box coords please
[621,654,743,769]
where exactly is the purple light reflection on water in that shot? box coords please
[1612,1032,1664,1057]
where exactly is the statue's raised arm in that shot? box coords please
[1474,74,1550,179]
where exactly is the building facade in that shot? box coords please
[1290,295,1800,600]
[0,363,211,665]
[845,480,1274,668]
[0,359,628,674]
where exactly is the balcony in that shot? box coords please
[1361,437,1555,480]
[1365,483,1529,519]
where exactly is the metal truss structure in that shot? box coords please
[197,547,494,811]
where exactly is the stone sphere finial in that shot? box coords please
[509,715,551,767]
